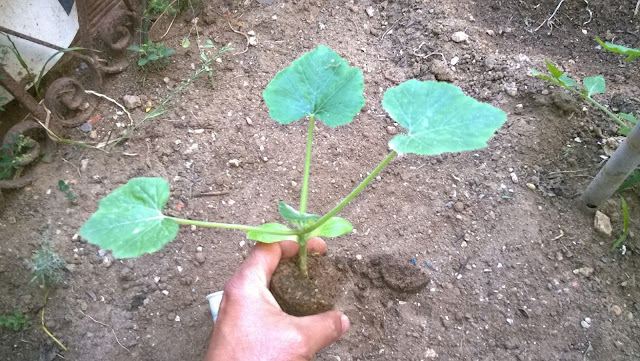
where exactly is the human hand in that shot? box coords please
[205,238,350,361]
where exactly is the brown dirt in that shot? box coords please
[270,255,343,316]
[1,0,640,360]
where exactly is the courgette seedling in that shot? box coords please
[79,46,507,276]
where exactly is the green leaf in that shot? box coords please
[558,73,580,88]
[545,60,563,79]
[382,80,507,155]
[128,44,141,52]
[182,37,190,48]
[583,75,606,96]
[596,37,640,62]
[307,217,353,238]
[246,223,297,243]
[263,45,365,127]
[79,177,179,258]
[138,58,149,66]
[620,125,632,136]
[278,201,320,228]
[613,196,629,249]
[58,180,69,192]
[148,54,159,61]
[618,113,638,124]
[530,68,558,84]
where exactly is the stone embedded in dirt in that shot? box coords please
[228,159,241,167]
[510,172,518,183]
[429,60,454,82]
[380,262,430,293]
[484,55,497,70]
[122,95,142,109]
[386,126,398,135]
[594,211,612,236]
[424,348,437,358]
[611,305,622,316]
[195,253,206,264]
[453,202,464,213]
[365,6,375,17]
[451,31,469,43]
[573,266,594,277]
[581,317,592,328]
[504,83,518,97]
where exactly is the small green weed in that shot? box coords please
[613,196,629,249]
[58,180,77,202]
[29,230,66,288]
[0,311,29,331]
[0,134,35,180]
[147,0,188,16]
[128,41,175,68]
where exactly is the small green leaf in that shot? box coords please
[618,113,638,124]
[263,45,365,127]
[58,180,69,191]
[545,60,563,79]
[128,44,141,52]
[182,37,190,48]
[138,58,148,66]
[382,80,507,155]
[583,75,606,96]
[558,74,580,88]
[620,125,632,136]
[246,223,297,243]
[277,201,320,227]
[148,54,159,61]
[530,68,558,84]
[79,177,179,258]
[308,217,353,238]
[596,37,640,62]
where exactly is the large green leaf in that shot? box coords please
[382,80,507,155]
[79,178,179,258]
[583,75,606,96]
[246,223,297,243]
[308,217,353,238]
[263,45,365,127]
[278,201,320,228]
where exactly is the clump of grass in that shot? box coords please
[29,230,65,288]
[0,311,29,331]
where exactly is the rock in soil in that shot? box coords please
[270,255,343,316]
[594,211,612,236]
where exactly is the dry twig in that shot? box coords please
[227,18,249,55]
[534,0,566,32]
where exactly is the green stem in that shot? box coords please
[168,217,299,236]
[298,235,308,277]
[566,87,627,128]
[299,115,315,213]
[302,151,397,234]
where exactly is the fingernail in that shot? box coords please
[340,314,350,333]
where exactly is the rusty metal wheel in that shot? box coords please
[44,77,97,127]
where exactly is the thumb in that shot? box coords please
[293,311,350,356]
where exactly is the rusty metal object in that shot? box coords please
[0,66,47,121]
[44,77,98,127]
[0,120,48,213]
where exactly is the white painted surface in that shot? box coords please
[0,0,79,105]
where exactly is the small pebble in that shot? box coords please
[246,117,253,125]
[197,246,203,252]
[386,126,398,135]
[355,254,363,260]
[526,183,536,190]
[228,159,241,167]
[162,290,169,296]
[451,31,469,43]
[510,172,518,183]
[611,305,622,316]
[195,253,206,264]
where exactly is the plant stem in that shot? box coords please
[302,151,397,234]
[298,235,308,277]
[566,87,627,128]
[299,115,315,213]
[168,217,299,236]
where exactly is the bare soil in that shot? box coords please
[1,0,639,360]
